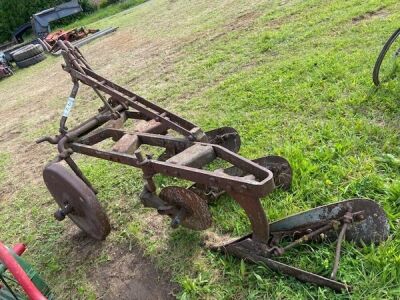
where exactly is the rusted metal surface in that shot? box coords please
[159,186,212,230]
[223,155,292,190]
[204,127,241,153]
[112,134,139,154]
[189,155,292,202]
[37,41,389,291]
[330,211,352,280]
[39,40,276,240]
[166,143,215,168]
[269,198,389,244]
[43,163,110,240]
[213,198,389,291]
[45,27,99,52]
[219,238,350,292]
[51,27,118,56]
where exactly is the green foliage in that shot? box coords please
[0,0,62,43]
[0,0,97,43]
[99,0,120,9]
[0,152,9,183]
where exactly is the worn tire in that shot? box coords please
[16,52,46,68]
[11,44,44,62]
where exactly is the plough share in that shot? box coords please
[38,41,389,292]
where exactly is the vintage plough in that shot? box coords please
[38,41,389,292]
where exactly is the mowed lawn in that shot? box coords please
[0,0,399,299]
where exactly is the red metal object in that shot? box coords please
[0,62,13,79]
[45,27,99,46]
[0,242,46,300]
[12,243,26,256]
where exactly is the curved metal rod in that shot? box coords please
[0,242,47,300]
[228,192,270,244]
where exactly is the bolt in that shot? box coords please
[171,207,187,229]
[54,203,73,221]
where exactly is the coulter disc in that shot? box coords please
[43,163,111,240]
[255,156,292,190]
[224,155,292,191]
[189,155,292,202]
[205,127,241,153]
[159,186,212,230]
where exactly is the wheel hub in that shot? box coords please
[159,186,212,230]
[43,163,111,240]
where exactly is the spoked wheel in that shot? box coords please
[159,186,212,230]
[373,28,400,86]
[43,163,111,240]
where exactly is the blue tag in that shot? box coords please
[62,97,75,117]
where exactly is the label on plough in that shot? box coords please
[62,97,75,117]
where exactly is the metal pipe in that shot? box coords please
[282,222,335,252]
[65,157,98,194]
[60,80,79,133]
[330,223,348,279]
[331,210,352,279]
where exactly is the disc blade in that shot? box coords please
[159,186,212,230]
[189,155,292,202]
[224,155,292,190]
[205,127,241,153]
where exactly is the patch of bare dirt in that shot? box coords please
[59,227,179,299]
[208,11,261,41]
[89,247,178,300]
[352,8,389,24]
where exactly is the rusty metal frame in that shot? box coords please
[38,40,275,244]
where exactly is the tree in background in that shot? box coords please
[0,0,94,43]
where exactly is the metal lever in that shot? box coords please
[330,210,353,279]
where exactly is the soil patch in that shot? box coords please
[88,244,179,300]
[352,8,389,24]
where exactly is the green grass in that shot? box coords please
[0,152,10,183]
[0,0,400,299]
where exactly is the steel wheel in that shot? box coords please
[43,163,111,240]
